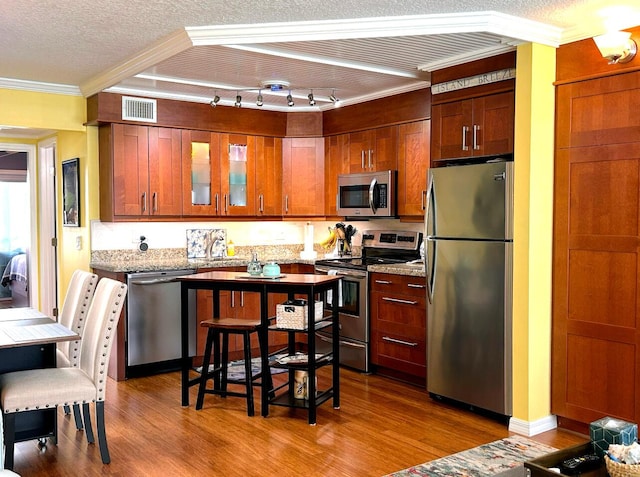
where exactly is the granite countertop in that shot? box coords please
[90,246,424,277]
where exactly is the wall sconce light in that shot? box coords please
[234,94,242,108]
[593,31,637,64]
[287,91,294,107]
[210,94,220,108]
[256,90,264,107]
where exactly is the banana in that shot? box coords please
[320,228,337,250]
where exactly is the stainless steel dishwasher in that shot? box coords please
[126,269,196,374]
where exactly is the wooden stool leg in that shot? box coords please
[212,329,221,391]
[220,331,230,397]
[243,331,254,416]
[196,328,215,410]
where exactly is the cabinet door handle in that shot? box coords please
[462,126,470,151]
[368,149,373,169]
[382,336,418,347]
[408,283,426,289]
[382,297,418,305]
[231,291,235,308]
[374,279,393,285]
[240,291,244,307]
[473,124,481,150]
[285,195,289,213]
[259,194,264,213]
[421,190,427,210]
[152,192,158,213]
[141,192,147,213]
[214,193,219,213]
[224,194,228,213]
[361,150,365,170]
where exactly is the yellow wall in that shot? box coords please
[512,43,556,421]
[0,88,94,303]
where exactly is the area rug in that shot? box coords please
[385,435,556,477]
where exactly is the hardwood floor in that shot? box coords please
[10,367,587,476]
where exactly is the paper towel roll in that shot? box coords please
[304,223,314,252]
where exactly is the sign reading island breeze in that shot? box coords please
[431,68,516,95]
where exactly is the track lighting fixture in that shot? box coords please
[208,84,337,109]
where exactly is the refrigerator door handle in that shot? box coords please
[425,173,435,304]
[368,177,378,214]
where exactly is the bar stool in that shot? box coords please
[195,318,269,416]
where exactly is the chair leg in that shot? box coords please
[3,413,16,470]
[220,331,230,397]
[72,403,84,430]
[196,328,215,410]
[96,401,111,465]
[243,331,255,416]
[82,402,95,444]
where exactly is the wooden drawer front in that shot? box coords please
[372,291,426,336]
[370,273,426,296]
[372,331,426,377]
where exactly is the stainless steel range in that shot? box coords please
[314,229,422,372]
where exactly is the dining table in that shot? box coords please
[178,270,341,424]
[0,307,79,444]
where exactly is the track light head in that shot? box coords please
[329,90,339,103]
[256,91,264,107]
[210,95,220,108]
[287,92,294,107]
[308,92,316,106]
[234,94,242,108]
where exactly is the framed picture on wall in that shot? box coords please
[62,157,80,227]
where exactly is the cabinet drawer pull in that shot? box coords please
[382,297,418,305]
[408,283,426,289]
[462,125,470,151]
[382,336,418,347]
[375,280,393,285]
[473,124,481,150]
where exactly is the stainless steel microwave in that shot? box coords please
[336,170,397,217]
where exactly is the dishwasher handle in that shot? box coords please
[130,277,180,286]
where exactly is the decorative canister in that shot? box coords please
[262,261,280,277]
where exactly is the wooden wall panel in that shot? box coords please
[322,88,430,136]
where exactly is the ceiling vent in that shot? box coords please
[122,96,157,123]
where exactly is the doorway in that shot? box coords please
[0,141,57,315]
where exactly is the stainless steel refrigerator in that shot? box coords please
[425,160,513,416]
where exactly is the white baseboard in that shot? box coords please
[508,415,558,436]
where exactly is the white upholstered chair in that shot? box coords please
[57,270,98,429]
[0,278,127,470]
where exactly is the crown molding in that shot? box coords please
[0,77,81,96]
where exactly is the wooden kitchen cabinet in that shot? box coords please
[282,137,325,216]
[255,136,283,216]
[324,134,350,216]
[552,70,640,427]
[348,126,398,172]
[99,123,183,220]
[370,272,427,385]
[397,120,430,217]
[431,91,514,163]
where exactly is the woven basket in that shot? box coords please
[605,455,640,477]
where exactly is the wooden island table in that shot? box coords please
[178,271,340,424]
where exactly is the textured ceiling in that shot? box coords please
[1,0,640,128]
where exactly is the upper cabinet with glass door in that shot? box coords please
[219,134,256,216]
[181,130,222,216]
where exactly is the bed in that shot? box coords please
[1,253,29,307]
